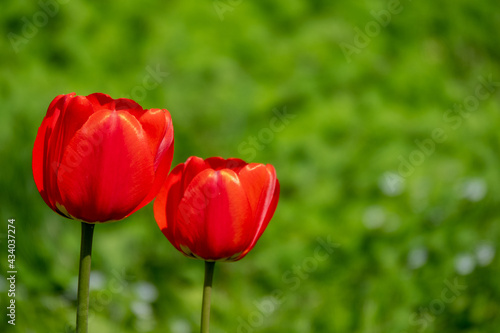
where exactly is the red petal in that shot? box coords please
[237,164,279,259]
[135,109,168,163]
[114,98,144,113]
[86,93,115,112]
[45,95,97,212]
[154,163,185,249]
[57,110,154,222]
[176,169,253,260]
[181,156,210,191]
[205,157,247,172]
[128,109,174,214]
[87,93,144,115]
[32,94,70,212]
[50,96,96,165]
[261,176,280,234]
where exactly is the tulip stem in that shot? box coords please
[200,261,215,333]
[76,222,95,333]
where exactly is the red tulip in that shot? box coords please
[154,156,280,261]
[32,93,174,223]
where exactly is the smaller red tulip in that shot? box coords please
[32,93,174,223]
[154,156,280,261]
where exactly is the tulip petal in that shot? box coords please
[44,96,99,213]
[33,94,67,193]
[42,95,75,210]
[33,94,70,213]
[58,110,154,222]
[176,169,253,260]
[237,164,279,259]
[135,109,170,166]
[181,156,211,191]
[86,93,115,112]
[261,176,280,235]
[128,109,174,214]
[205,157,247,172]
[154,162,184,246]
[48,96,96,170]
[114,97,144,113]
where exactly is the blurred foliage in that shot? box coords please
[1,0,499,332]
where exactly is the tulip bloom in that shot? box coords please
[32,92,174,223]
[154,156,280,261]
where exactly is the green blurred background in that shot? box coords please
[1,0,499,332]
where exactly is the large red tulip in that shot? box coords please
[32,93,174,223]
[154,156,280,261]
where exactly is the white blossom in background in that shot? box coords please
[134,281,159,303]
[363,205,386,229]
[170,319,191,333]
[475,242,495,266]
[461,178,487,202]
[132,301,156,332]
[454,253,476,275]
[131,301,153,318]
[89,271,106,290]
[379,171,405,197]
[407,247,428,269]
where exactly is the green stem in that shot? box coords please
[200,261,215,333]
[76,222,95,333]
